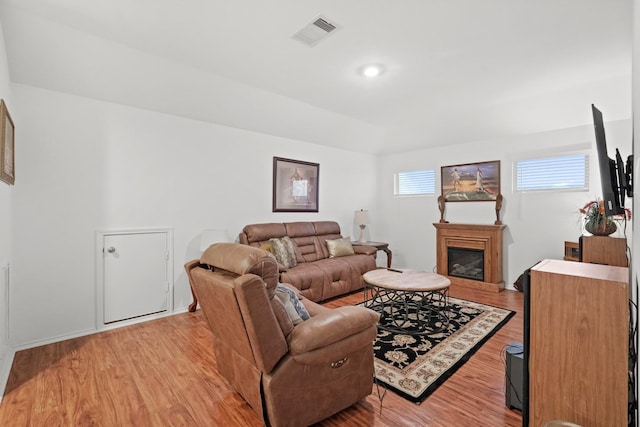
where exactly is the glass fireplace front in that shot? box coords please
[447,247,484,281]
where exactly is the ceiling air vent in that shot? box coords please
[291,15,340,47]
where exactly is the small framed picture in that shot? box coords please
[273,157,319,212]
[0,100,15,185]
[441,160,500,202]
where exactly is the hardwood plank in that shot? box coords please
[0,287,524,426]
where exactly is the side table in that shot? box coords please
[354,241,392,268]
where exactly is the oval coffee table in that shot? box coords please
[363,268,451,335]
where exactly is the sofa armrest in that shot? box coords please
[287,306,379,364]
[352,245,377,256]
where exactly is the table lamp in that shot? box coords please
[354,209,370,244]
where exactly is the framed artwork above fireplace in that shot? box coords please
[441,160,500,202]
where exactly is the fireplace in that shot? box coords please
[448,247,484,281]
[433,223,506,292]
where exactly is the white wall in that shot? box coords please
[0,17,13,397]
[18,72,632,349]
[10,84,378,348]
[377,119,632,288]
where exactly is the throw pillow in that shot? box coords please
[270,295,294,336]
[326,237,355,258]
[275,290,303,325]
[282,237,297,266]
[260,243,272,253]
[276,283,310,321]
[269,237,298,268]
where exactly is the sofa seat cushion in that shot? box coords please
[341,253,378,277]
[280,263,325,302]
[281,258,351,302]
[311,257,354,300]
[301,298,331,318]
[280,254,376,302]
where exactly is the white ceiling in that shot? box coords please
[0,0,633,154]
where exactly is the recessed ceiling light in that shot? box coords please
[359,64,386,78]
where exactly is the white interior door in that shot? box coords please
[103,231,169,324]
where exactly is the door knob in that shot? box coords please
[106,246,116,253]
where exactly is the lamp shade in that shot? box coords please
[354,210,370,225]
[199,229,230,251]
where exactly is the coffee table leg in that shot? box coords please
[372,289,449,335]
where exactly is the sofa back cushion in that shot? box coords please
[310,221,343,260]
[240,221,346,264]
[241,222,287,244]
[289,235,324,263]
[284,221,317,237]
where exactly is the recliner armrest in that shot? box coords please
[287,306,379,364]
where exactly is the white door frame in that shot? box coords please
[95,227,174,331]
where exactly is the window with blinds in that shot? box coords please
[515,154,589,191]
[395,169,436,195]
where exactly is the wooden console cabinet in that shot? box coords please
[527,260,629,426]
[580,235,628,267]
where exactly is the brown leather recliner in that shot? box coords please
[185,243,380,427]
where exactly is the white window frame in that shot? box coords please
[514,153,589,192]
[394,169,436,196]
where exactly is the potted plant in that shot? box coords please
[579,199,631,236]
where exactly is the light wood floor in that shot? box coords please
[0,286,524,426]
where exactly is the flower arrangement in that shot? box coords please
[579,199,631,236]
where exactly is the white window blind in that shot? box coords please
[395,169,436,195]
[516,154,588,191]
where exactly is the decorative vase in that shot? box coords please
[585,218,617,236]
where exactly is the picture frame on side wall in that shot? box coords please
[441,160,500,202]
[0,100,15,185]
[273,157,319,212]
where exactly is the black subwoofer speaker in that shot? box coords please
[505,342,524,411]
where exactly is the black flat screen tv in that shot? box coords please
[591,104,633,216]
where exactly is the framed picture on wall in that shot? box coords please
[273,157,319,212]
[441,160,500,202]
[0,100,15,185]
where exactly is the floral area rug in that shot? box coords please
[365,296,515,403]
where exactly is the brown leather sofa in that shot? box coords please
[239,221,378,302]
[185,243,379,427]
